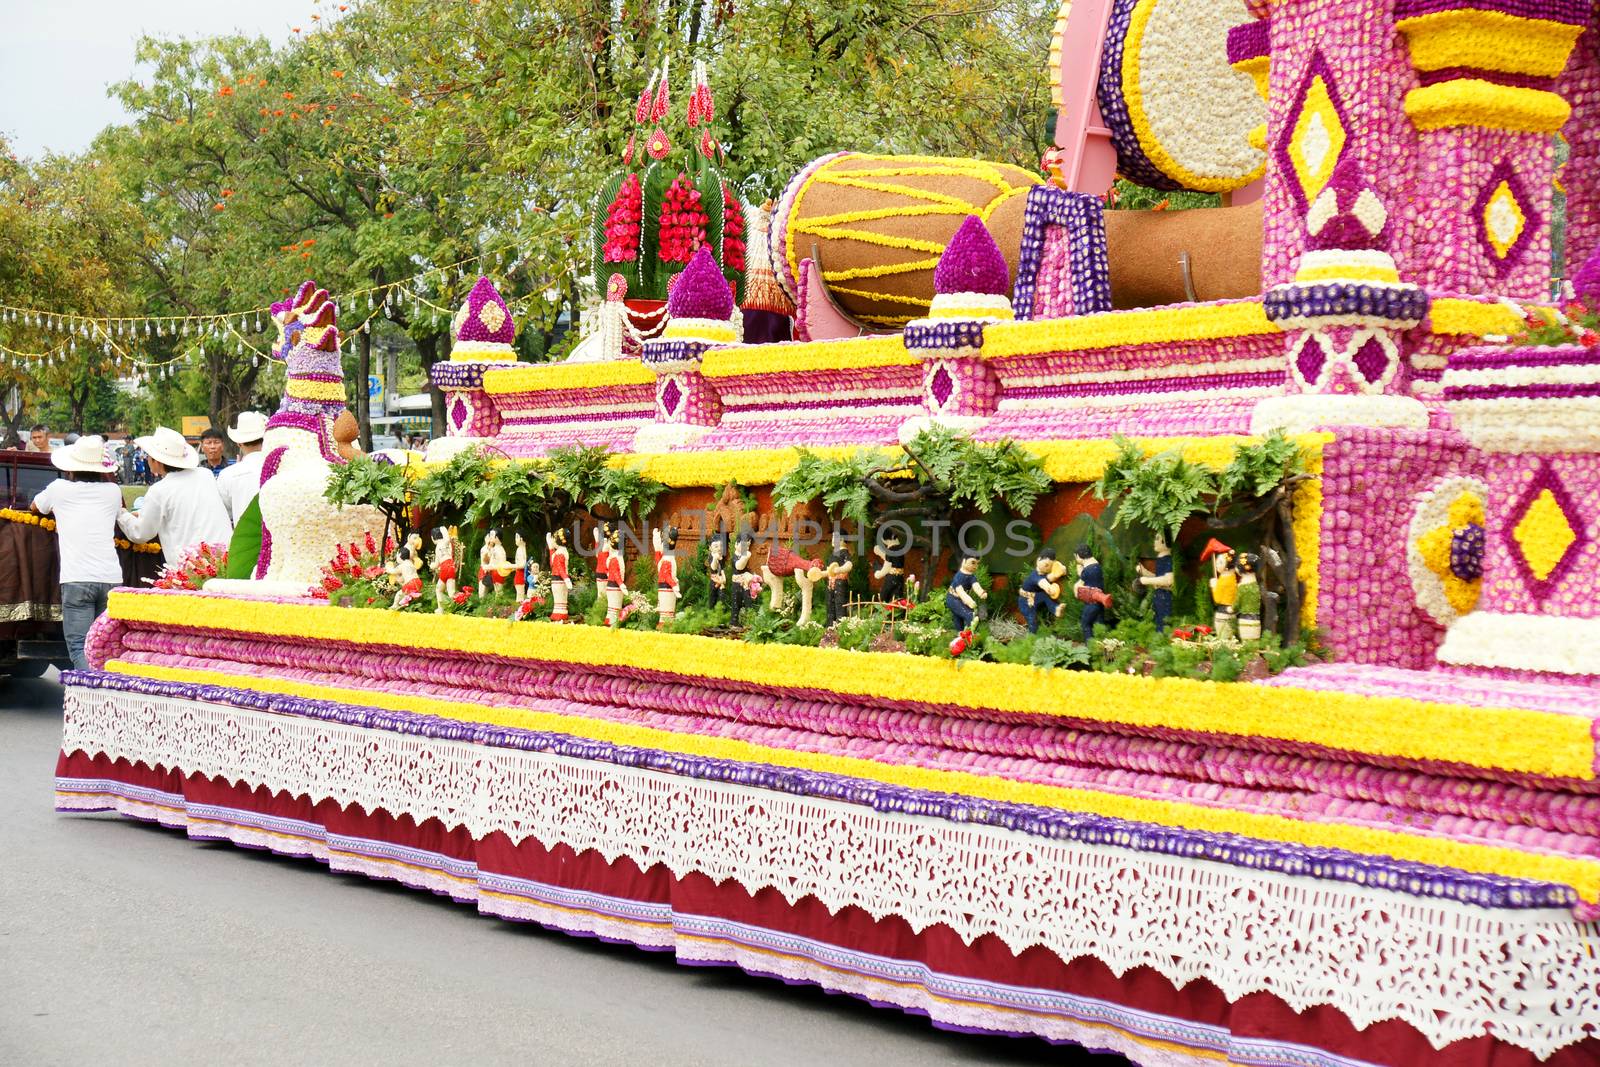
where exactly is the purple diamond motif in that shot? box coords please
[1295,340,1327,385]
[660,376,683,416]
[1350,335,1392,384]
[450,396,470,431]
[929,364,955,409]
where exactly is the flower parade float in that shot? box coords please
[54,4,1600,1065]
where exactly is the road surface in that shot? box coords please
[1,670,1125,1066]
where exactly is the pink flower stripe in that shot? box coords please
[1265,663,1600,719]
[108,626,1600,850]
[978,401,1258,439]
[493,385,655,412]
[989,333,1282,381]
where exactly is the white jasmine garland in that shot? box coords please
[1438,612,1600,676]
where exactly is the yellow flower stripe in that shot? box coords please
[481,360,655,396]
[286,379,347,402]
[700,334,916,379]
[0,507,162,554]
[821,257,943,283]
[1404,81,1571,134]
[105,590,1590,782]
[105,654,1600,903]
[603,446,875,488]
[1017,433,1327,483]
[1395,10,1585,78]
[1293,445,1324,628]
[980,301,1279,359]
[1121,0,1267,193]
[1429,298,1546,337]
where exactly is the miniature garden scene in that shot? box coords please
[12,0,1600,1064]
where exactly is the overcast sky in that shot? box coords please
[1,0,325,158]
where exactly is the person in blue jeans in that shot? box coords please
[32,436,124,672]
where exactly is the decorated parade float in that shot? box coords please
[53,1,1600,1064]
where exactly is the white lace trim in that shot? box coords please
[59,686,1600,1057]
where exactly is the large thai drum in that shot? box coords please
[771,153,1039,328]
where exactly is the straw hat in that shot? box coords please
[227,410,268,444]
[50,434,115,474]
[134,426,200,470]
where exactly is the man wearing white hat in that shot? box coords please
[30,435,124,671]
[216,411,268,524]
[117,426,232,566]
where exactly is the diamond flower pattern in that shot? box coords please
[1278,54,1349,213]
[1506,462,1586,602]
[1473,159,1537,276]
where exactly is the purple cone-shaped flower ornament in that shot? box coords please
[450,277,517,359]
[934,215,1010,296]
[666,246,734,321]
[1306,155,1388,253]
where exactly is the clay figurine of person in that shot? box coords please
[824,528,853,626]
[387,533,425,609]
[546,529,572,622]
[1235,552,1262,641]
[512,533,531,600]
[872,529,907,604]
[653,526,680,625]
[1208,546,1239,640]
[478,529,518,599]
[706,531,728,610]
[762,543,825,625]
[1071,545,1112,641]
[1138,530,1176,633]
[946,554,987,631]
[603,526,627,626]
[730,530,758,626]
[593,521,613,598]
[431,527,460,613]
[1018,547,1066,633]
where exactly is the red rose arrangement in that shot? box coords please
[721,184,745,274]
[658,174,708,264]
[602,173,643,263]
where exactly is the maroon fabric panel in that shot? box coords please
[56,752,1600,1067]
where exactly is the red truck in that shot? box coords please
[0,448,164,678]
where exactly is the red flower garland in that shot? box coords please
[721,184,745,274]
[602,173,643,263]
[658,174,708,265]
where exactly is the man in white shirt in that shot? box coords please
[117,426,232,566]
[32,435,124,670]
[216,411,268,523]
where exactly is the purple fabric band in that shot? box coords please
[58,667,1581,912]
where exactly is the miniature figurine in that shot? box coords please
[946,554,987,630]
[511,533,531,600]
[1019,547,1068,633]
[706,531,728,610]
[603,526,627,626]
[546,529,572,622]
[1138,530,1176,633]
[477,529,518,599]
[594,520,613,600]
[387,532,424,609]
[763,543,825,625]
[1070,545,1111,641]
[1207,542,1239,641]
[872,529,907,603]
[825,528,853,626]
[431,526,460,613]
[653,526,680,625]
[730,529,758,626]
[1235,552,1262,641]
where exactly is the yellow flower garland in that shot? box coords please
[1395,9,1585,78]
[979,301,1280,359]
[0,507,162,554]
[481,361,655,396]
[104,590,1590,783]
[700,334,918,379]
[104,653,1600,904]
[1429,297,1546,337]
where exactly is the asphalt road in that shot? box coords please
[1,670,1124,1066]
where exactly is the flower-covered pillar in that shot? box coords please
[428,276,518,460]
[901,216,1009,435]
[1252,155,1431,433]
[1435,342,1600,677]
[634,247,732,452]
[1555,16,1600,274]
[1394,0,1589,300]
